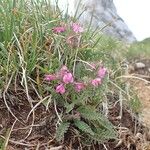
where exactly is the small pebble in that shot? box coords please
[134,62,146,69]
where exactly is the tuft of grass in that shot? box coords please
[0,137,3,150]
[126,38,150,59]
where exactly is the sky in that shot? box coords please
[114,0,150,41]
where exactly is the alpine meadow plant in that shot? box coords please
[44,63,117,142]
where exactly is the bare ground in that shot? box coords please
[128,59,150,127]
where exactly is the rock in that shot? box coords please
[134,62,146,69]
[74,0,136,43]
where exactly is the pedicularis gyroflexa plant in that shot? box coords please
[43,22,117,143]
[44,65,107,94]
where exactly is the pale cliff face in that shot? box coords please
[50,0,136,43]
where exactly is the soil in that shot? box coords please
[129,79,150,127]
[128,59,150,127]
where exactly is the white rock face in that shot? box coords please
[51,0,136,43]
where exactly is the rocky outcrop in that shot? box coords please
[73,0,136,43]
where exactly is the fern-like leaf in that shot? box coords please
[77,106,100,121]
[91,128,117,142]
[56,122,70,142]
[65,102,74,113]
[74,120,94,136]
[77,106,115,131]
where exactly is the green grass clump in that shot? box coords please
[125,38,150,59]
[0,138,3,150]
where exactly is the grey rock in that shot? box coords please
[74,0,136,43]
[134,62,146,69]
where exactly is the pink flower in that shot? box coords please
[97,67,107,78]
[63,72,74,84]
[74,82,85,92]
[60,65,69,72]
[44,74,56,81]
[57,65,69,79]
[71,23,84,33]
[53,26,65,33]
[91,78,101,87]
[56,84,65,94]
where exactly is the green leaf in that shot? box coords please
[129,96,141,113]
[77,106,115,131]
[55,122,70,142]
[91,128,117,142]
[65,103,74,113]
[77,106,100,121]
[74,120,94,136]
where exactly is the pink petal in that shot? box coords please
[74,82,85,92]
[97,67,107,78]
[53,26,65,33]
[56,84,65,94]
[60,65,69,72]
[72,23,84,33]
[57,65,69,79]
[44,74,56,81]
[63,72,74,84]
[91,78,101,87]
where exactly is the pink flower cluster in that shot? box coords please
[44,65,107,94]
[91,67,107,87]
[44,66,85,94]
[52,23,84,34]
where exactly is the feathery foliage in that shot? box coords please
[74,120,94,136]
[55,122,70,142]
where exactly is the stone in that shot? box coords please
[134,62,146,69]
